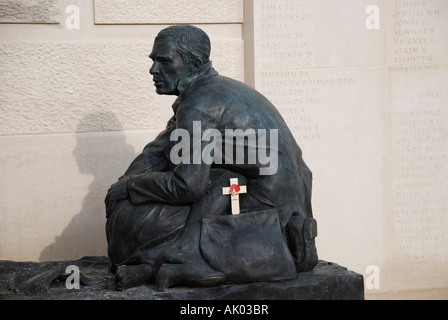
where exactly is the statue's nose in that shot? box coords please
[149,62,159,75]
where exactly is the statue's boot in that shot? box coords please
[156,263,226,291]
[286,216,318,272]
[114,264,153,291]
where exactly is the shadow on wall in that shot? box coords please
[39,112,136,262]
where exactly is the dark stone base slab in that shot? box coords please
[0,257,364,300]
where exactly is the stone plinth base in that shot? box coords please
[0,257,364,300]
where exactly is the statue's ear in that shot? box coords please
[193,58,203,72]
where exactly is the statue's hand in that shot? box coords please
[105,176,130,218]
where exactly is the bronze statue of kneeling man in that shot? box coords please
[105,25,318,291]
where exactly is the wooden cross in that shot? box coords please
[222,178,247,215]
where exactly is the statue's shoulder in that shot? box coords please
[184,75,233,102]
[176,76,239,121]
[179,74,267,120]
[190,75,254,101]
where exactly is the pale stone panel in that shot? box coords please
[247,0,448,298]
[0,41,161,135]
[250,0,387,76]
[385,0,448,292]
[387,0,448,67]
[212,40,245,81]
[301,67,388,275]
[94,0,243,24]
[0,130,157,261]
[0,39,243,135]
[0,0,59,24]
[260,66,389,275]
[388,66,448,291]
[249,0,391,276]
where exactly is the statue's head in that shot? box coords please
[149,25,211,96]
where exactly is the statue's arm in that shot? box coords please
[122,116,176,176]
[126,163,210,205]
[105,116,176,216]
[125,107,215,205]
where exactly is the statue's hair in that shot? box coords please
[155,25,211,66]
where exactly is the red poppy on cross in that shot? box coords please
[222,178,247,215]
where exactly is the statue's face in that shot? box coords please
[149,38,193,96]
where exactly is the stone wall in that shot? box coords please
[244,0,448,299]
[0,0,244,262]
